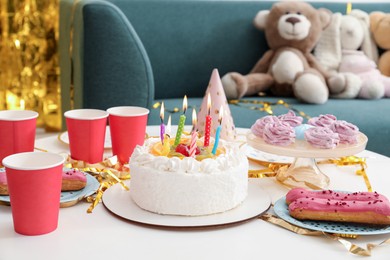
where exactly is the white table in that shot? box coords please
[1,126,390,260]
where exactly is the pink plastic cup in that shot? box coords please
[0,110,38,164]
[3,152,65,235]
[107,106,149,163]
[64,109,108,163]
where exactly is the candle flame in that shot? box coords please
[183,95,188,113]
[346,2,352,14]
[167,115,172,135]
[160,102,165,121]
[192,108,197,126]
[207,93,211,115]
[218,105,223,125]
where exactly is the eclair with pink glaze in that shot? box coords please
[286,188,389,205]
[286,188,390,225]
[0,169,87,195]
[62,169,87,191]
[0,170,8,195]
[289,197,390,225]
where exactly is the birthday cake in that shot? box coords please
[129,136,248,216]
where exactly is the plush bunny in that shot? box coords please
[315,9,390,99]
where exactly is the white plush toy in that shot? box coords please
[315,9,390,99]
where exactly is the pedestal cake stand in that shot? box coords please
[246,132,368,189]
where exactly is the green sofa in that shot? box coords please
[59,0,390,157]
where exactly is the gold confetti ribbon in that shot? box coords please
[228,99,311,119]
[318,156,372,192]
[248,156,372,192]
[64,155,130,213]
[260,213,390,256]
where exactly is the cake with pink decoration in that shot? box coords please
[129,136,248,216]
[249,111,363,149]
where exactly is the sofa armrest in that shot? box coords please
[60,0,154,115]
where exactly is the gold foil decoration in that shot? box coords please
[248,156,372,192]
[153,101,194,115]
[0,0,61,131]
[228,99,311,120]
[64,155,130,213]
[318,156,372,192]
[260,213,390,256]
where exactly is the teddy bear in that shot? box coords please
[370,11,390,79]
[221,1,360,104]
[314,9,390,99]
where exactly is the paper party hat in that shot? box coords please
[196,69,236,141]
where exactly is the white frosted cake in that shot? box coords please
[129,137,248,216]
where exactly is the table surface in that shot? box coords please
[1,126,390,260]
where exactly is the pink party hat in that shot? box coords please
[196,69,236,141]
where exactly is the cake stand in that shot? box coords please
[246,132,368,190]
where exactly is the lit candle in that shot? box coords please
[189,108,198,157]
[166,115,172,136]
[160,102,165,144]
[212,106,223,155]
[204,93,212,147]
[346,2,352,14]
[161,113,171,155]
[174,95,188,145]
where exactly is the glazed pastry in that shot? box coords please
[308,114,337,128]
[62,169,87,191]
[0,170,8,196]
[0,169,87,195]
[304,126,340,149]
[250,115,280,138]
[286,187,389,205]
[330,120,359,144]
[289,197,390,225]
[262,121,295,146]
[278,110,303,127]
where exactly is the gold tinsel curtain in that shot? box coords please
[0,0,60,131]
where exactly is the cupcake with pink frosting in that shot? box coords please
[304,127,340,149]
[278,110,303,127]
[330,120,359,144]
[251,115,280,138]
[308,114,337,128]
[263,121,295,146]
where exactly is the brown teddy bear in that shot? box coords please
[370,11,390,77]
[222,1,359,104]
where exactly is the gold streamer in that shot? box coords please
[64,155,130,213]
[318,156,372,192]
[248,156,372,192]
[260,213,390,256]
[228,99,311,120]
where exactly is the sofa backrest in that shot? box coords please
[60,0,390,112]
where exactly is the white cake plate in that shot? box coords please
[246,132,368,190]
[102,179,271,229]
